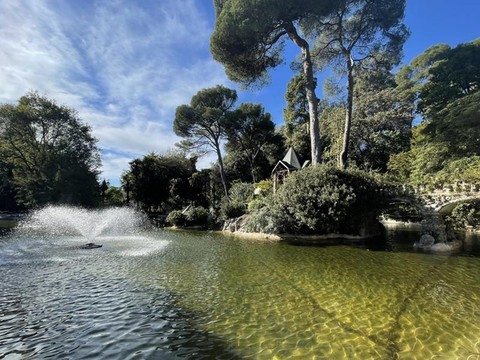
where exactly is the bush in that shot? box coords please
[166,210,186,227]
[166,207,209,227]
[185,206,209,227]
[381,202,422,222]
[228,181,254,204]
[448,202,480,229]
[254,180,273,196]
[220,201,246,220]
[247,197,267,213]
[245,165,386,235]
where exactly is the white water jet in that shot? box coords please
[17,206,149,242]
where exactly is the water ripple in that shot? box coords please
[1,230,480,359]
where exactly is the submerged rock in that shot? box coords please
[414,234,435,248]
[430,240,462,253]
[414,233,462,253]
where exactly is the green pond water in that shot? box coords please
[1,227,480,359]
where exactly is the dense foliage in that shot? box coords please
[245,165,386,235]
[388,39,480,185]
[0,92,101,209]
[310,0,409,169]
[121,152,196,212]
[166,206,209,228]
[219,181,253,220]
[282,74,312,162]
[174,85,238,197]
[448,202,480,230]
[211,0,341,164]
[225,103,279,182]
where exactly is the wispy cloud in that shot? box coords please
[0,0,228,184]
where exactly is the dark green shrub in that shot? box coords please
[228,181,254,204]
[185,206,209,226]
[220,201,246,220]
[166,210,186,227]
[247,197,267,213]
[246,165,385,235]
[381,202,423,222]
[448,202,480,229]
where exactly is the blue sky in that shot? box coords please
[0,0,479,186]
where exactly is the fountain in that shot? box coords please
[16,205,149,248]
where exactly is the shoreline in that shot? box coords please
[222,230,383,244]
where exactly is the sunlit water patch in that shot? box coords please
[1,225,480,359]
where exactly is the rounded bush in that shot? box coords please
[247,165,385,235]
[220,201,246,220]
[448,202,480,229]
[185,206,209,226]
[166,210,186,227]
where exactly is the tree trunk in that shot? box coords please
[284,22,321,165]
[215,140,229,198]
[339,55,355,170]
[249,158,257,183]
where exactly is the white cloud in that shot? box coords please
[0,0,229,185]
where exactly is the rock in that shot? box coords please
[414,234,435,248]
[223,215,250,233]
[430,241,462,253]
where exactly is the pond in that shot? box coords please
[1,220,480,359]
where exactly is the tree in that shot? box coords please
[348,67,414,171]
[0,92,101,208]
[211,0,339,165]
[225,103,277,182]
[121,152,195,212]
[310,0,409,169]
[387,39,480,185]
[282,74,312,162]
[318,65,414,171]
[100,179,109,204]
[418,39,480,116]
[0,159,17,211]
[104,186,124,207]
[174,85,237,197]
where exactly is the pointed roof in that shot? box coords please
[282,147,301,169]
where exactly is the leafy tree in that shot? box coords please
[318,102,345,165]
[347,68,414,171]
[188,169,212,208]
[100,179,109,204]
[211,0,340,165]
[122,152,195,212]
[310,0,409,169]
[282,74,312,162]
[418,39,480,116]
[0,92,101,208]
[0,160,17,211]
[318,67,414,172]
[224,130,285,183]
[174,85,237,197]
[388,39,480,185]
[104,185,124,207]
[448,202,480,229]
[225,103,277,182]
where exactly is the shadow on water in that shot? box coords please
[0,214,243,359]
[280,227,480,258]
[149,294,244,359]
[0,263,243,360]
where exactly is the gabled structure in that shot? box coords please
[271,147,304,193]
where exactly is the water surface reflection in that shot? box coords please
[0,228,479,359]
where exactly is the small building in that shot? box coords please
[271,147,309,193]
